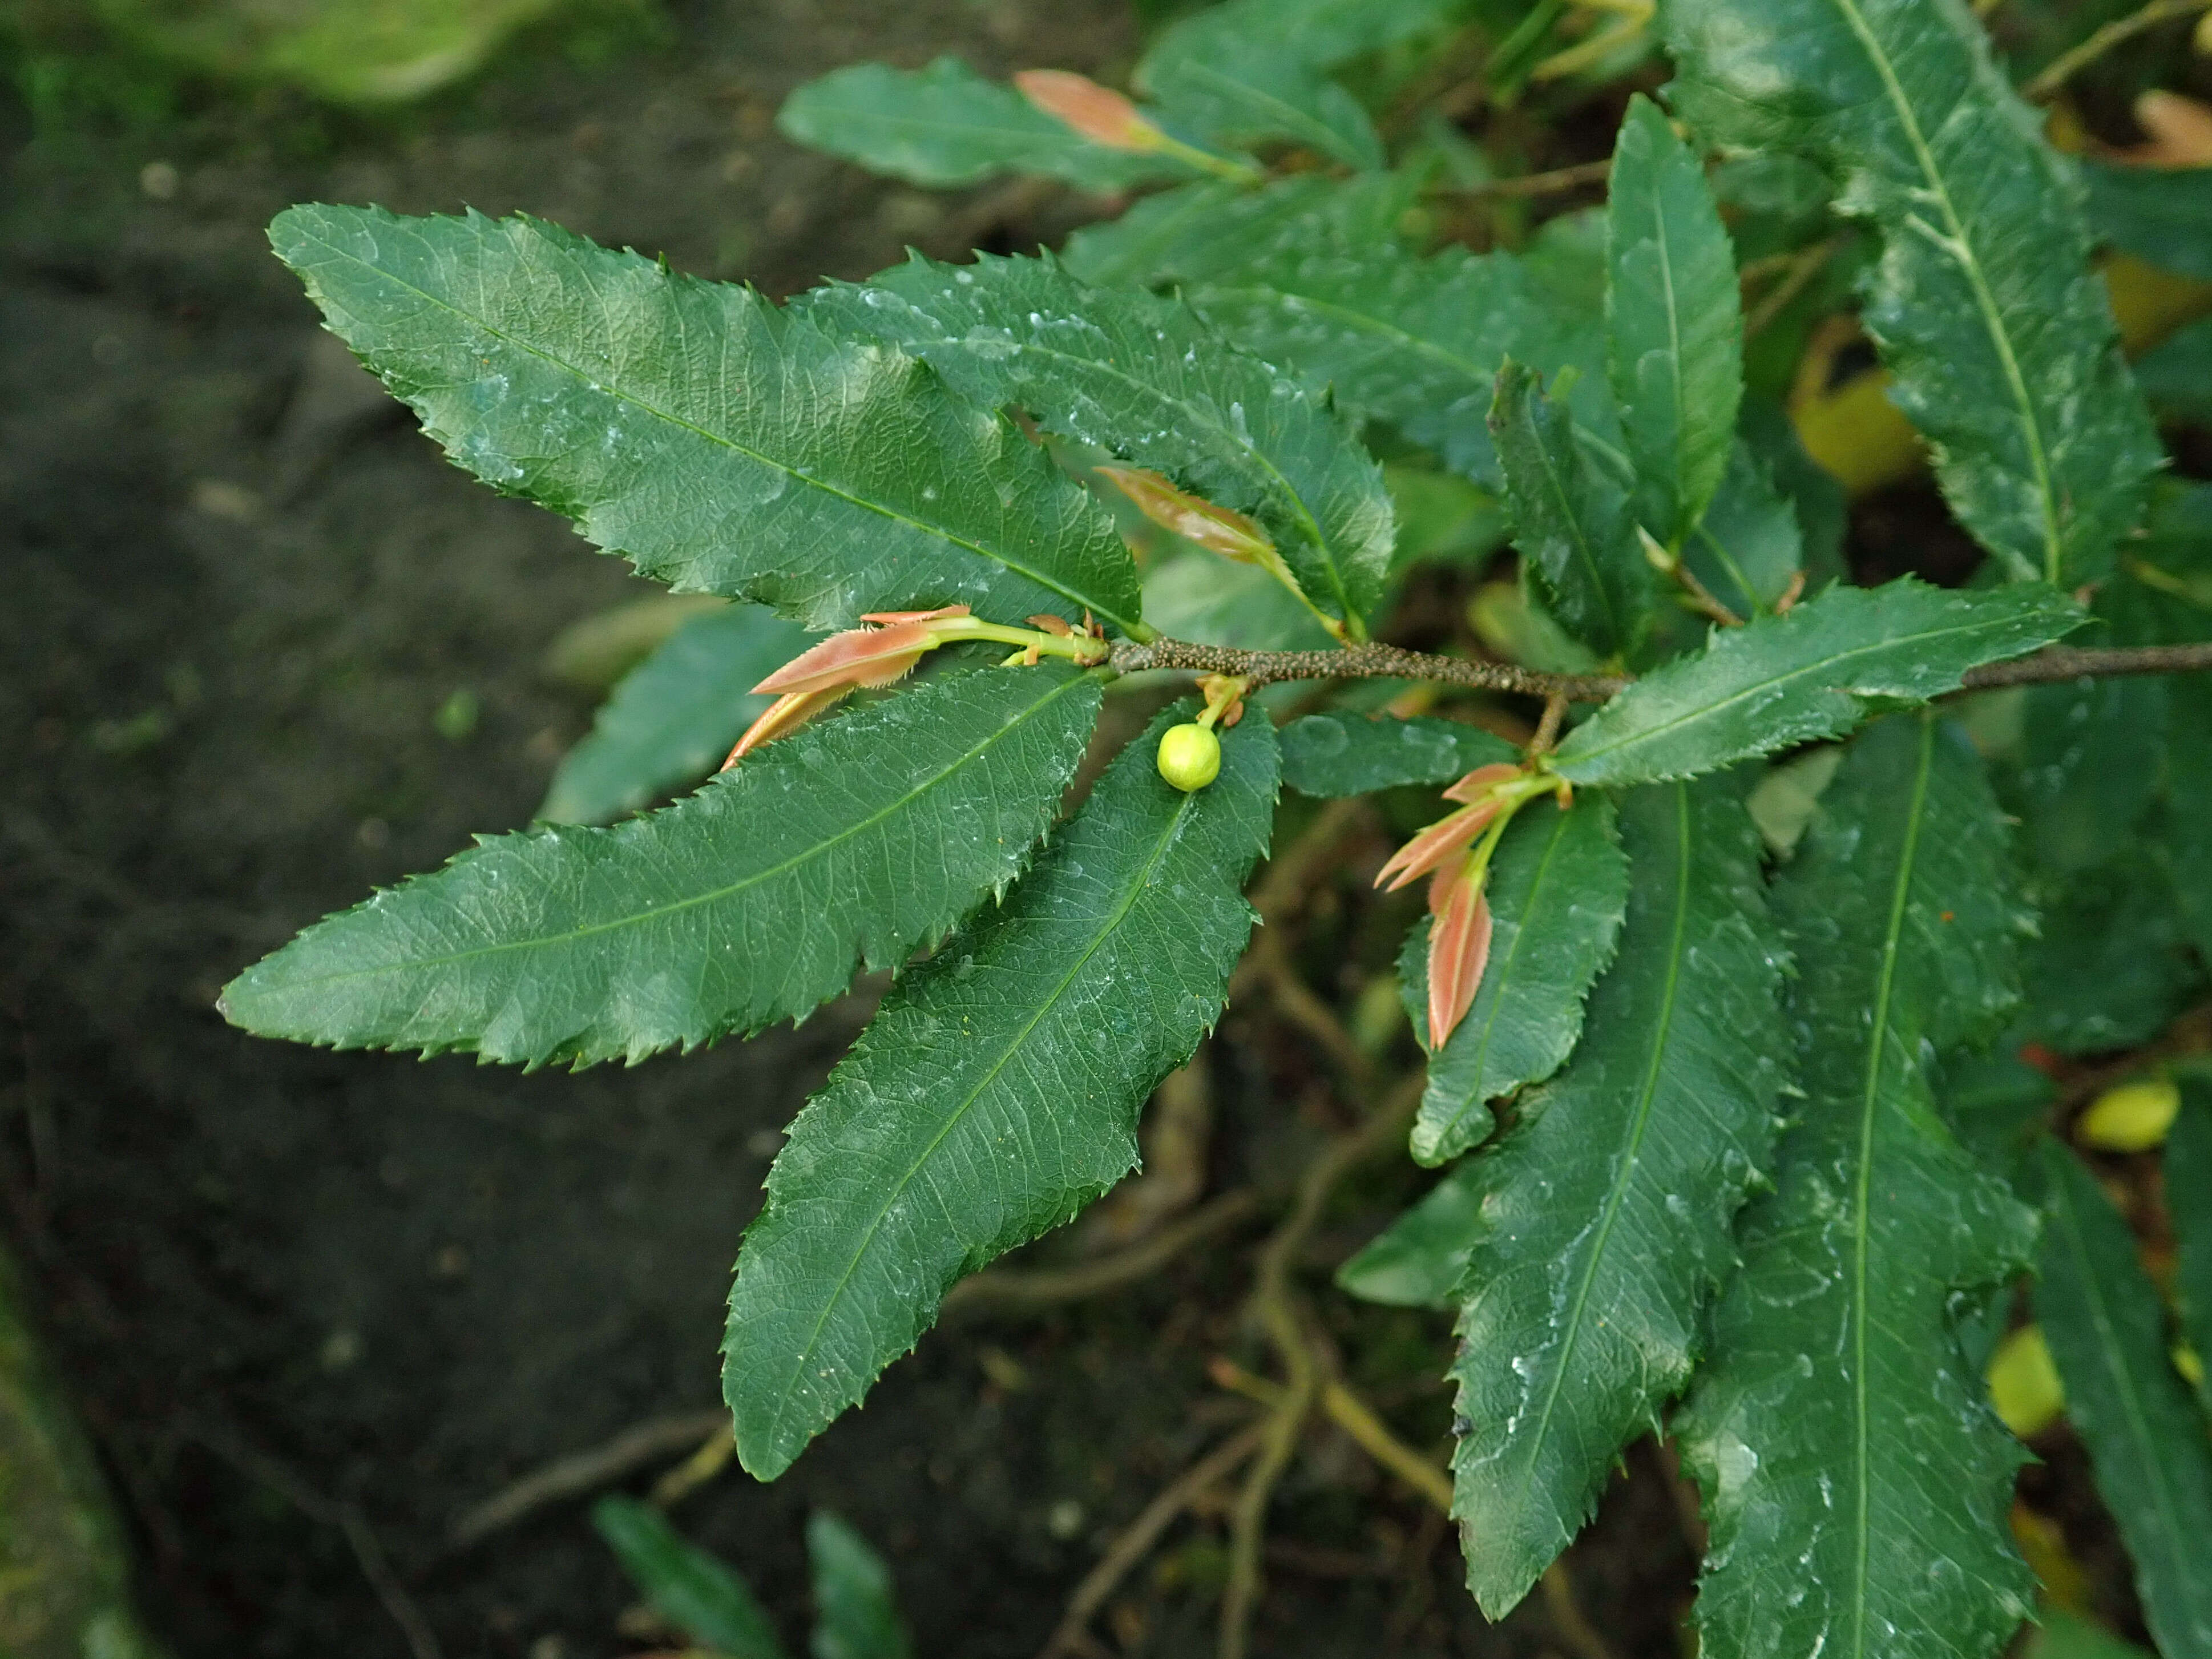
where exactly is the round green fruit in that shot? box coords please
[1156,722,1222,792]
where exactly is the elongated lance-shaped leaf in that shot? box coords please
[268,206,1145,636]
[1662,0,2160,586]
[1443,777,1787,1616]
[2170,1085,2212,1410]
[1677,713,2039,1659]
[592,1497,788,1659]
[722,704,1277,1479]
[799,252,1394,632]
[220,667,1104,1067]
[1396,796,1630,1166]
[1491,361,1662,660]
[776,58,1194,192]
[808,1513,912,1659]
[1278,712,1519,798]
[1188,241,1608,490]
[540,603,814,825]
[1549,577,2082,789]
[1338,1157,1488,1309]
[1606,94,1743,549]
[1059,173,1422,291]
[2035,1139,2212,1659]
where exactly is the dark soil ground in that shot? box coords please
[0,6,1711,1656]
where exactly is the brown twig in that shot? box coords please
[1743,236,1844,340]
[1425,156,1614,200]
[1111,636,1628,701]
[1036,1423,1270,1659]
[1957,641,2212,689]
[942,1188,1265,1316]
[1529,693,1570,757]
[446,1408,730,1549]
[2023,0,2212,102]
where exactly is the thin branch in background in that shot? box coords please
[1426,156,1615,201]
[181,1419,443,1659]
[1957,641,2212,689]
[1035,1422,1270,1659]
[2023,0,2212,102]
[1667,557,1746,628]
[1530,693,1570,757]
[648,1422,735,1508]
[1743,236,1843,340]
[1540,1560,1619,1659]
[942,1188,1265,1317]
[445,1408,730,1549]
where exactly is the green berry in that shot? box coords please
[1156,722,1222,792]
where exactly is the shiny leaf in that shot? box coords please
[722,704,1277,1478]
[220,667,1103,1066]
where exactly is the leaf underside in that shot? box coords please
[1549,577,2082,789]
[722,704,1278,1479]
[220,667,1103,1067]
[799,252,1394,628]
[1277,712,1519,798]
[1662,0,2159,586]
[539,603,815,826]
[268,205,1144,635]
[1446,776,1787,1616]
[1398,795,1630,1166]
[1677,713,2037,1659]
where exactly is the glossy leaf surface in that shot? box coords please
[540,603,814,825]
[722,705,1277,1478]
[1678,714,2037,1659]
[776,57,1190,191]
[801,253,1393,629]
[1664,0,2159,585]
[1337,1158,1487,1308]
[1398,796,1629,1165]
[1277,712,1517,797]
[1444,778,1787,1615]
[221,667,1103,1066]
[2035,1140,2212,1659]
[269,205,1145,635]
[1606,94,1742,548]
[1491,361,1661,659]
[1550,578,2082,788]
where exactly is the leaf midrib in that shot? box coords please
[249,672,1093,990]
[1823,0,2062,580]
[1493,782,1692,1544]
[761,774,1204,1447]
[1843,710,1936,1659]
[1524,391,1627,648]
[288,219,1145,635]
[1553,602,2051,780]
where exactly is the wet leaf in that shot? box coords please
[1278,713,1517,797]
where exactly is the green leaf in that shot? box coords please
[799,252,1394,631]
[1397,796,1629,1165]
[592,1496,787,1659]
[2020,854,2202,1057]
[1277,712,1517,797]
[1058,173,1420,291]
[1184,240,1604,488]
[1548,578,2084,789]
[774,58,1191,192]
[722,703,1277,1479]
[2134,317,2212,427]
[2035,1139,2212,1659]
[2016,673,2167,874]
[220,667,1103,1067]
[2161,681,2212,966]
[539,603,814,825]
[2169,1083,2212,1410]
[1606,95,1743,548]
[1681,442,1805,619]
[2025,1607,2157,1659]
[1490,361,1661,659]
[1677,713,2038,1659]
[2084,159,2212,285]
[1664,0,2161,586]
[807,1512,911,1659]
[267,205,1145,636]
[1337,1156,1486,1308]
[1139,549,1338,651]
[1442,777,1787,1616]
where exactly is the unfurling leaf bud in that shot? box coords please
[1156,722,1221,792]
[1014,70,1162,152]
